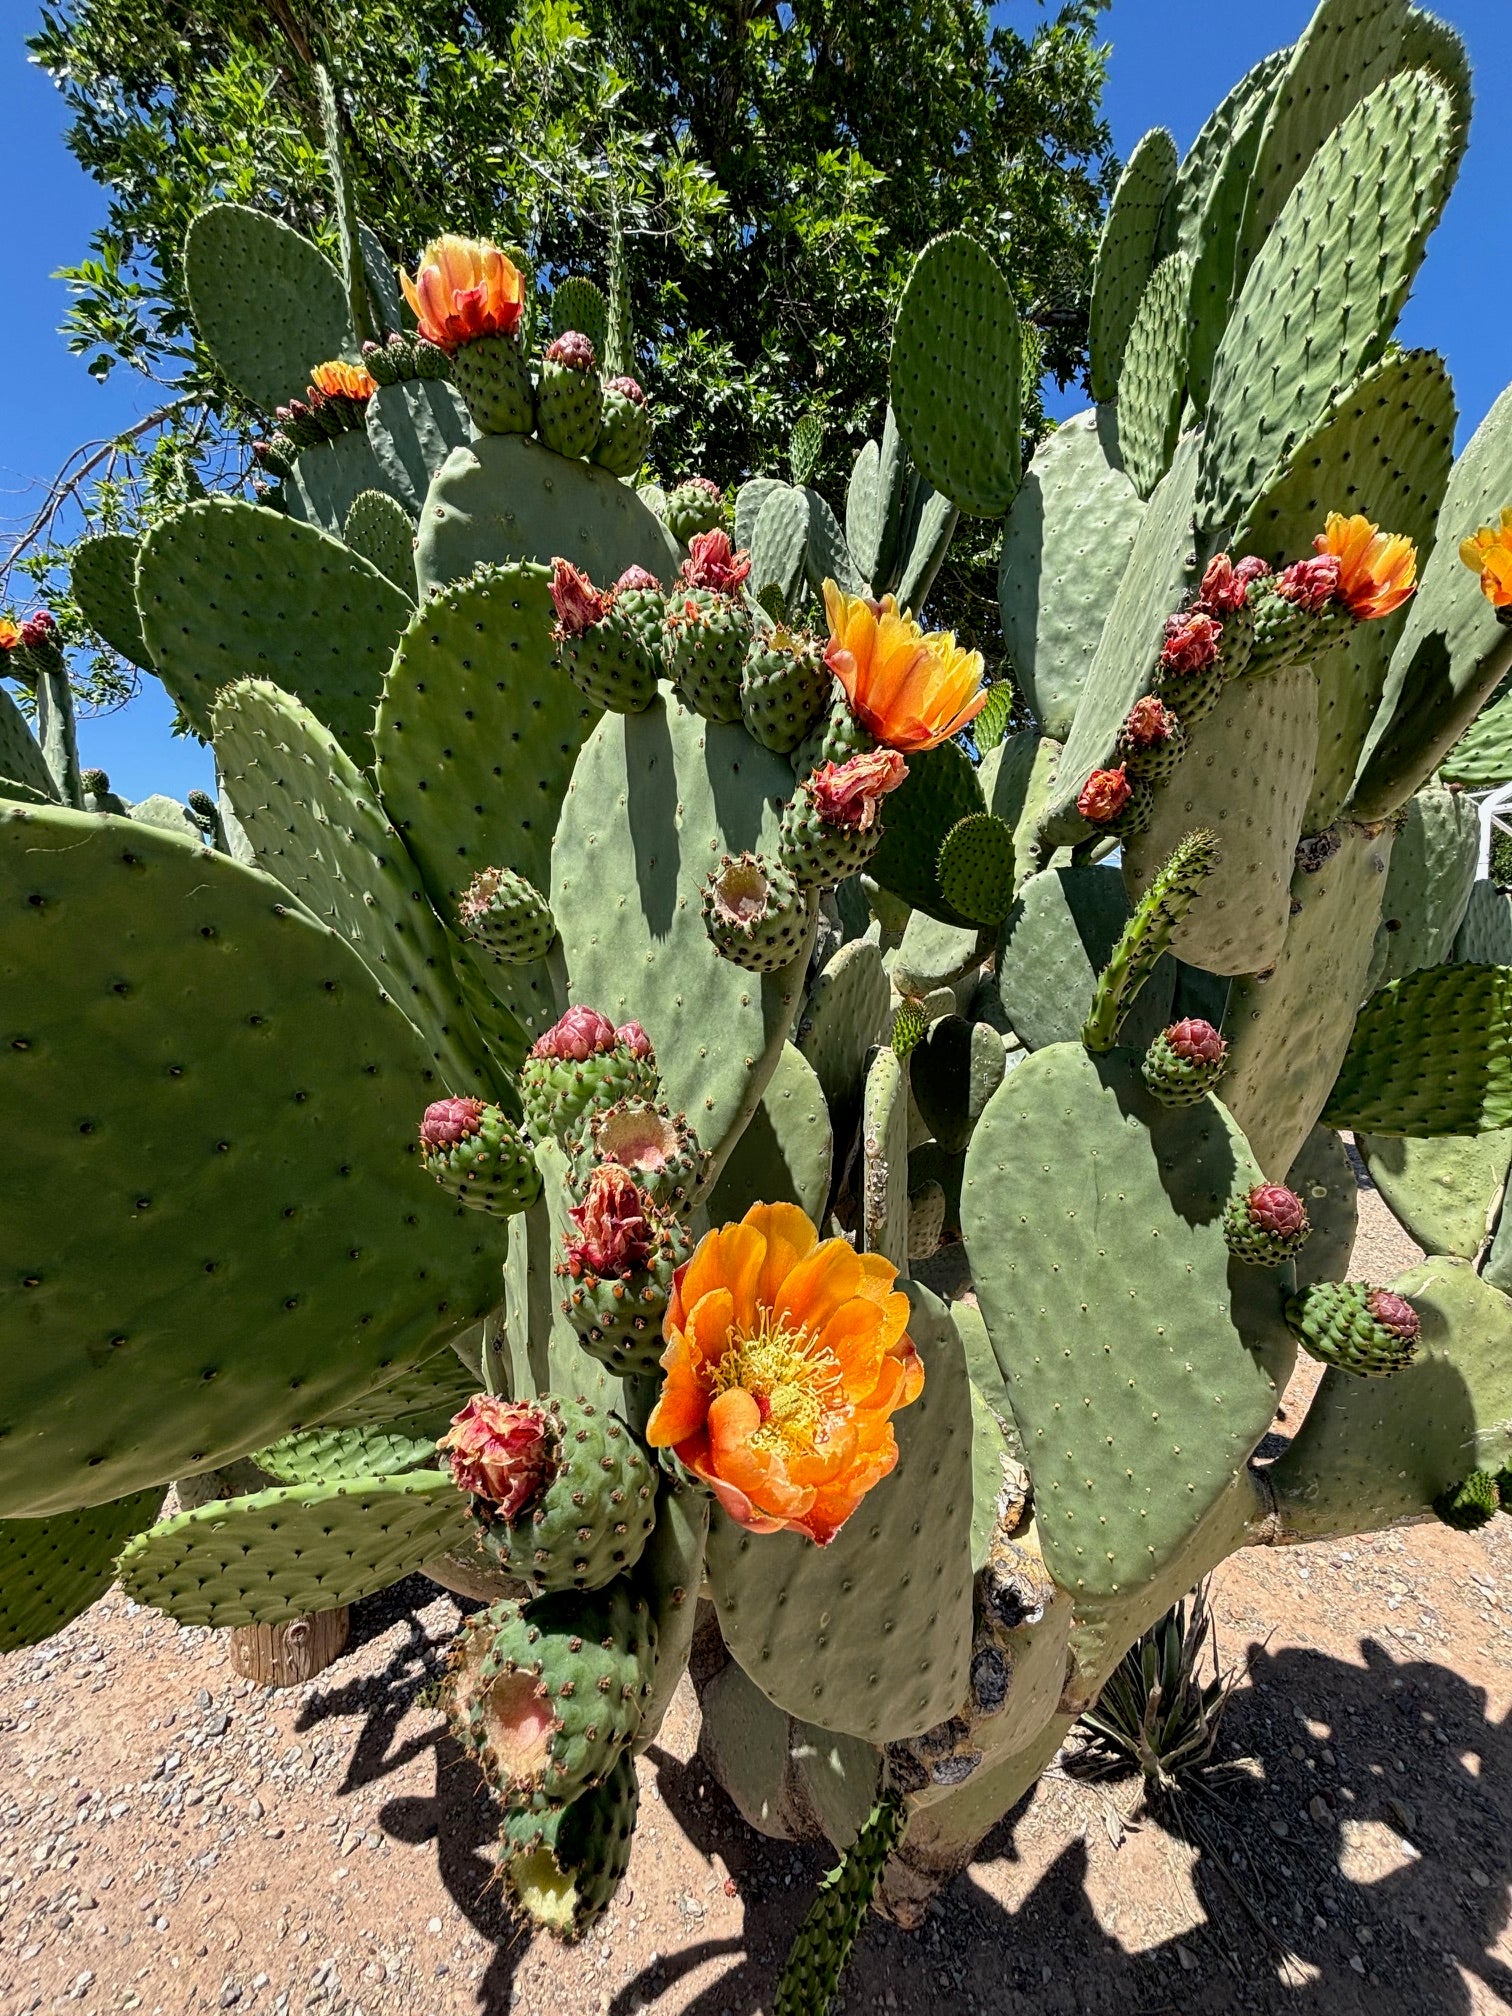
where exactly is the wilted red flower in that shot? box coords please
[615,565,660,592]
[530,1005,620,1062]
[546,330,596,372]
[549,558,611,637]
[608,375,646,405]
[680,530,752,595]
[808,749,908,830]
[1077,766,1132,823]
[1198,553,1265,616]
[1161,610,1223,674]
[616,1020,655,1061]
[1123,695,1177,747]
[438,1395,557,1519]
[1165,1018,1226,1065]
[563,1165,654,1279]
[1276,554,1342,613]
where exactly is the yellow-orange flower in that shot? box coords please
[1313,512,1417,621]
[645,1202,923,1545]
[309,359,376,402]
[401,235,525,354]
[822,580,987,753]
[0,616,19,651]
[1460,507,1512,610]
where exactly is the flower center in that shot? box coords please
[709,1312,845,1458]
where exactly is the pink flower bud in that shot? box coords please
[1366,1288,1420,1341]
[419,1096,486,1148]
[438,1395,556,1518]
[19,611,59,651]
[615,565,661,593]
[1276,554,1342,613]
[1247,1184,1307,1238]
[615,1020,654,1061]
[682,475,722,501]
[808,749,908,831]
[563,1165,653,1278]
[546,330,596,371]
[1077,766,1132,824]
[1160,611,1223,674]
[1166,1018,1226,1064]
[680,529,752,595]
[549,558,611,637]
[608,375,646,405]
[531,1005,619,1062]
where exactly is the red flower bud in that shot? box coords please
[438,1395,556,1518]
[608,375,646,405]
[531,1005,620,1063]
[1077,765,1132,823]
[419,1096,486,1148]
[808,749,908,831]
[615,565,661,592]
[1247,1184,1307,1238]
[19,611,59,648]
[1366,1288,1420,1341]
[615,1020,655,1061]
[563,1164,653,1278]
[546,330,596,372]
[549,558,611,637]
[1276,554,1342,613]
[1166,1018,1226,1064]
[680,529,752,594]
[1160,610,1223,674]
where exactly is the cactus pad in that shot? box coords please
[1117,253,1192,500]
[1088,129,1178,404]
[343,488,415,593]
[184,203,353,412]
[70,533,153,671]
[705,1041,833,1223]
[0,1491,162,1651]
[868,741,984,926]
[1324,964,1512,1137]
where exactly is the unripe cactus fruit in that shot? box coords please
[1154,607,1228,722]
[1224,1183,1311,1266]
[591,374,653,479]
[662,475,726,544]
[792,677,876,780]
[701,851,812,972]
[1285,1282,1421,1377]
[568,1098,709,1212]
[740,626,831,753]
[458,863,557,964]
[549,559,663,715]
[1141,1017,1229,1106]
[778,749,908,888]
[1116,694,1186,783]
[418,1097,542,1216]
[536,330,604,460]
[555,1165,692,1376]
[520,1008,660,1144]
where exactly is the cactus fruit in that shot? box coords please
[520,1009,660,1145]
[459,864,557,964]
[550,559,663,713]
[1224,1183,1311,1266]
[555,1164,693,1376]
[1115,693,1186,783]
[443,1580,657,1809]
[536,331,604,460]
[662,475,726,543]
[1285,1283,1421,1377]
[591,375,652,479]
[452,333,536,434]
[701,851,813,972]
[1432,1469,1501,1532]
[459,1394,657,1592]
[778,750,908,888]
[418,1097,542,1215]
[740,627,832,754]
[664,536,755,723]
[793,676,876,779]
[567,1098,709,1212]
[1142,1017,1229,1106]
[499,1749,639,1938]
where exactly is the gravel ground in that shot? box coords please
[2,1190,1508,2016]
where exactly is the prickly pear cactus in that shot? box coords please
[9,2,1512,1991]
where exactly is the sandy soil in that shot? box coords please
[3,1191,1509,2016]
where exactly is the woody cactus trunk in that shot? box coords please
[5,0,1512,1976]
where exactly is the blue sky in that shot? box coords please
[3,0,1510,800]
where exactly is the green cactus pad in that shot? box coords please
[773,1793,907,2016]
[1117,253,1191,500]
[118,1470,472,1627]
[889,232,1021,518]
[343,488,415,594]
[70,533,153,671]
[1354,382,1512,818]
[1088,128,1178,405]
[319,1341,482,1432]
[868,741,983,927]
[706,1041,833,1224]
[1285,1126,1359,1289]
[896,488,960,618]
[1047,434,1200,841]
[995,866,1174,1055]
[749,486,812,613]
[1222,821,1394,1178]
[212,678,521,1090]
[846,407,910,589]
[1368,780,1479,990]
[365,378,472,514]
[1358,1129,1512,1260]
[632,1477,711,1753]
[962,1043,1294,1598]
[549,276,610,357]
[505,1146,627,1416]
[936,813,1015,926]
[890,908,988,995]
[735,477,783,557]
[1084,828,1220,1054]
[1454,880,1512,966]
[282,430,401,542]
[136,498,410,758]
[0,805,501,1517]
[1442,683,1512,788]
[705,1282,975,1743]
[997,410,1145,742]
[253,1422,444,1487]
[553,696,812,1179]
[1433,1469,1500,1532]
[416,433,678,596]
[1121,667,1318,976]
[500,1749,638,1941]
[184,203,353,412]
[0,688,58,807]
[1236,349,1455,830]
[795,938,891,1114]
[0,1490,162,1652]
[1269,1256,1512,1538]
[803,488,864,599]
[909,1017,1007,1158]
[1197,69,1454,544]
[861,1047,909,1268]
[1324,964,1512,1137]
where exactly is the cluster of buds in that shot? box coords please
[272,360,378,451]
[0,609,64,686]
[549,559,667,641]
[529,1005,653,1066]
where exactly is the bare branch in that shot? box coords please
[0,399,196,583]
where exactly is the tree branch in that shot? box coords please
[1,399,195,583]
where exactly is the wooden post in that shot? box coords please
[229,1607,351,1687]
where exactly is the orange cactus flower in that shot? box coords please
[1314,512,1417,621]
[0,616,19,651]
[309,359,376,402]
[401,235,526,353]
[1460,507,1512,610]
[822,580,987,753]
[645,1202,923,1545]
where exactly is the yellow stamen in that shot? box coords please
[708,1311,845,1458]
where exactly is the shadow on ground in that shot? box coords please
[292,1578,1512,2015]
